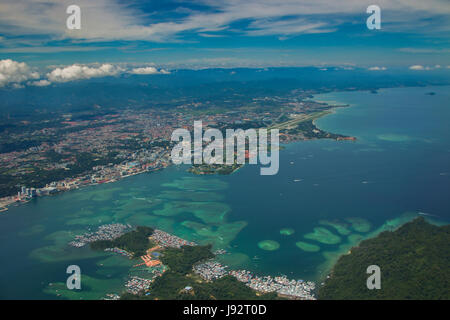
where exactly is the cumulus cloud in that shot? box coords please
[130,66,159,75]
[29,79,51,87]
[0,60,173,87]
[0,59,40,87]
[47,64,121,82]
[368,66,387,71]
[409,65,426,70]
[43,63,170,83]
[11,83,25,89]
[129,66,170,75]
[408,65,442,70]
[409,64,448,70]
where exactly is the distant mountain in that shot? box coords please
[318,217,450,300]
[1,67,449,118]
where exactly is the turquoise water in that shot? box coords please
[0,86,449,299]
[224,86,450,278]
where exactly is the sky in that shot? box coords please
[0,0,449,87]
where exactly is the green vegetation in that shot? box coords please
[160,245,215,274]
[90,226,154,257]
[318,218,450,300]
[189,163,242,175]
[293,120,341,139]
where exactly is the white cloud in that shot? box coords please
[11,83,25,89]
[130,66,158,74]
[129,66,170,75]
[368,66,387,71]
[47,64,121,82]
[0,60,173,87]
[29,79,51,87]
[43,63,170,83]
[408,65,442,70]
[0,59,40,87]
[245,18,334,37]
[409,65,426,70]
[0,0,449,43]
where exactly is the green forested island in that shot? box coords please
[318,217,450,300]
[90,226,154,257]
[121,244,277,300]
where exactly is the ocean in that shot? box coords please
[0,85,449,299]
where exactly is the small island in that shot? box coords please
[89,226,154,257]
[188,163,243,175]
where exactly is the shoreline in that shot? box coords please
[0,98,353,209]
[0,164,170,211]
[1,83,445,209]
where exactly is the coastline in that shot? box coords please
[1,85,449,299]
[0,98,354,209]
[0,162,171,211]
[0,84,446,210]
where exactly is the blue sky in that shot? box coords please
[0,0,449,87]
